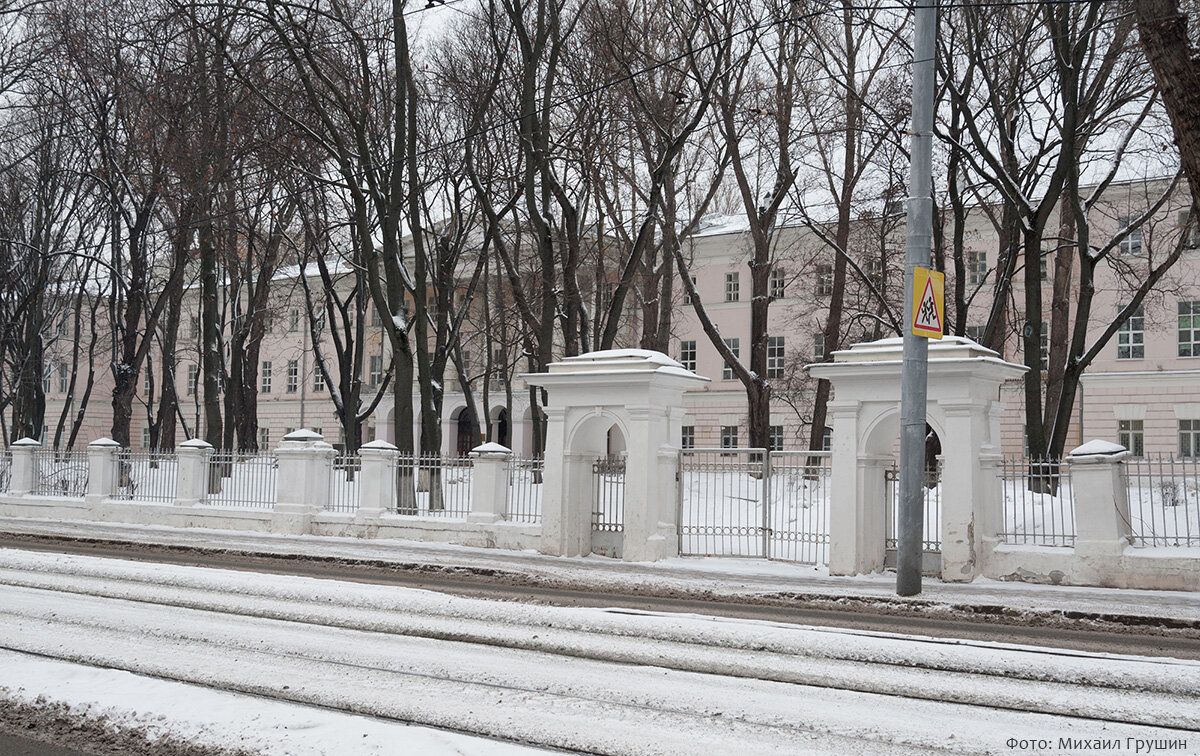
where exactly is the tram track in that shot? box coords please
[0,548,1196,755]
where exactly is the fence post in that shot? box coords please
[273,429,335,535]
[469,442,512,523]
[357,440,399,521]
[1066,439,1131,559]
[8,438,39,496]
[86,438,121,504]
[174,439,213,506]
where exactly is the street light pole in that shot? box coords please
[897,0,937,597]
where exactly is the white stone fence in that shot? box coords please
[0,431,540,551]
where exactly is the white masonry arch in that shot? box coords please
[809,336,1026,582]
[524,349,709,561]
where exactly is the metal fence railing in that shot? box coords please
[885,461,942,553]
[0,449,11,493]
[327,454,362,513]
[1126,454,1199,548]
[203,452,278,509]
[506,456,543,523]
[677,449,831,564]
[30,449,89,497]
[998,457,1075,547]
[767,451,832,564]
[393,454,472,517]
[592,456,625,533]
[112,450,178,503]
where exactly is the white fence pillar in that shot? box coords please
[273,429,334,534]
[86,438,121,504]
[1067,440,1131,558]
[174,439,212,506]
[469,442,512,523]
[8,438,39,495]
[357,440,399,521]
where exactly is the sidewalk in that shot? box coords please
[1,515,1198,631]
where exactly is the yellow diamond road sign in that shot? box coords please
[911,266,944,339]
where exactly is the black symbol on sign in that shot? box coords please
[919,298,938,328]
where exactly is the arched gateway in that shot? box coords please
[523,349,708,561]
[808,336,1026,582]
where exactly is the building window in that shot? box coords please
[679,340,696,372]
[966,325,986,343]
[1039,254,1048,281]
[768,425,784,451]
[259,427,270,449]
[286,360,299,393]
[769,269,786,299]
[59,365,70,394]
[1180,300,1200,357]
[722,337,740,380]
[289,309,301,332]
[1118,216,1143,256]
[189,316,199,339]
[313,367,325,392]
[682,275,696,305]
[816,264,833,297]
[368,355,382,389]
[372,306,381,327]
[260,361,272,393]
[313,307,326,333]
[720,425,738,449]
[1116,305,1144,360]
[724,272,740,302]
[822,426,833,451]
[866,259,883,287]
[813,332,825,360]
[1118,420,1144,458]
[311,427,322,437]
[1180,210,1199,249]
[1040,321,1050,370]
[142,427,151,449]
[186,365,198,397]
[767,336,785,379]
[1181,419,1200,458]
[681,426,695,450]
[967,250,987,287]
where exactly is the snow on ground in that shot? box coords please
[0,651,537,756]
[1,549,1197,755]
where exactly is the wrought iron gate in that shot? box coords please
[677,449,831,564]
[592,456,625,558]
[884,463,942,574]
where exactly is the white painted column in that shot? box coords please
[8,438,39,496]
[540,405,591,557]
[1067,440,1131,558]
[273,429,335,535]
[827,401,862,575]
[356,440,398,521]
[939,403,980,582]
[469,442,511,523]
[86,438,122,504]
[174,439,212,506]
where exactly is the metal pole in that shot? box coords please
[897,0,937,596]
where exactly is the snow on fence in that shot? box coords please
[999,457,1075,547]
[327,453,361,513]
[1126,455,1200,548]
[203,452,278,509]
[112,450,178,503]
[506,456,543,523]
[30,449,89,498]
[0,449,11,493]
[392,454,472,517]
[678,449,831,564]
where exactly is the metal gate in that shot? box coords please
[677,449,831,564]
[884,463,942,574]
[592,456,625,558]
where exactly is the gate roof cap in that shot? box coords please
[830,335,1000,363]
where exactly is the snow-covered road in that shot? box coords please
[0,548,1196,755]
